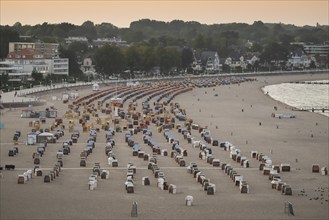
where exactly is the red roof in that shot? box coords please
[7,48,44,60]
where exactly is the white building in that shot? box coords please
[64,37,88,44]
[303,43,329,56]
[92,37,128,48]
[6,48,69,76]
[0,61,30,83]
[246,56,259,65]
[286,54,310,68]
[81,57,95,72]
[52,58,69,75]
[225,56,247,70]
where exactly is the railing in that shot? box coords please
[3,69,329,99]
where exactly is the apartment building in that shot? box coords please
[6,48,68,76]
[303,42,329,56]
[8,42,60,59]
[0,61,30,84]
[52,58,69,75]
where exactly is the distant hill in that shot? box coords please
[1,19,328,62]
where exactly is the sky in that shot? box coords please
[0,0,328,27]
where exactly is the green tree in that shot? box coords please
[0,73,9,90]
[68,41,88,63]
[94,45,125,77]
[221,31,239,47]
[52,27,66,38]
[81,20,97,42]
[297,27,327,44]
[251,42,263,53]
[156,46,180,73]
[96,22,119,38]
[193,34,205,50]
[181,47,194,70]
[125,45,142,72]
[68,41,88,53]
[140,45,156,72]
[31,69,43,83]
[222,64,230,73]
[261,42,289,64]
[0,27,19,59]
[124,30,145,43]
[59,46,83,77]
[272,23,285,42]
[309,60,316,69]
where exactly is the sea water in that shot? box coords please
[262,80,329,117]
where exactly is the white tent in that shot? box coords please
[37,132,54,143]
[38,132,54,137]
[92,83,99,91]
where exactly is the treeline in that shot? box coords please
[2,19,328,53]
[93,44,193,78]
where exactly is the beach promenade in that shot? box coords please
[1,69,327,108]
[0,82,95,108]
[0,72,328,220]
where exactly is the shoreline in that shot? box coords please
[260,75,329,117]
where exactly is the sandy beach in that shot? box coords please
[0,72,328,220]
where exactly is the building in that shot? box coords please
[303,42,329,56]
[0,61,31,85]
[224,56,247,71]
[0,61,24,76]
[81,57,94,72]
[52,58,69,75]
[200,51,220,73]
[191,50,202,73]
[92,37,128,48]
[6,48,68,76]
[8,42,35,52]
[287,55,310,69]
[286,47,311,69]
[64,37,89,44]
[7,48,48,73]
[9,42,60,59]
[191,60,202,72]
[290,42,329,68]
[246,55,260,65]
